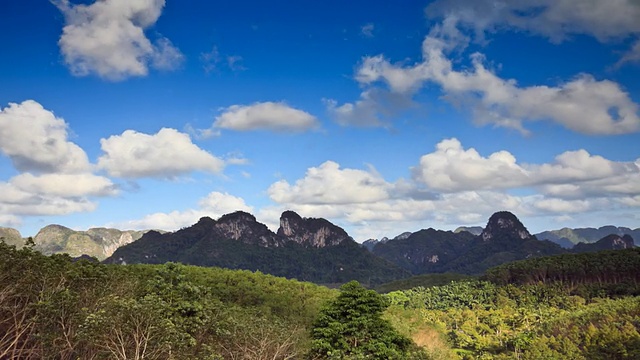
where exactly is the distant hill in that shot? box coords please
[33,225,149,260]
[104,211,410,286]
[536,226,640,248]
[361,232,411,251]
[453,226,483,236]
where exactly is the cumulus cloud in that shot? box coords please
[212,102,320,133]
[425,0,640,44]
[0,100,120,222]
[412,138,528,191]
[412,138,640,194]
[109,191,253,230]
[268,161,393,205]
[0,100,91,173]
[55,0,183,80]
[352,21,640,135]
[98,128,225,178]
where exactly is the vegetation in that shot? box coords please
[308,281,428,359]
[0,241,336,359]
[3,237,640,359]
[384,248,640,359]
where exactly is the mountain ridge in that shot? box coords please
[104,210,410,286]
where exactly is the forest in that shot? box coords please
[1,241,640,359]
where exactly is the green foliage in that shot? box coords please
[308,281,428,359]
[387,276,640,359]
[0,242,338,359]
[375,273,475,293]
[484,248,640,297]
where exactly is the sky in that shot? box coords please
[0,0,639,241]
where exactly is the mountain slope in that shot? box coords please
[105,211,410,286]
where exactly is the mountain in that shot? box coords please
[536,226,640,248]
[572,234,635,253]
[34,225,149,260]
[105,211,410,286]
[453,226,483,236]
[0,227,24,247]
[372,211,566,275]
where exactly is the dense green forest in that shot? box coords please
[2,240,640,359]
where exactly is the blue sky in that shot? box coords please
[1,0,639,241]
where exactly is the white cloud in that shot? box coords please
[412,138,528,192]
[412,138,640,195]
[268,161,392,205]
[212,102,320,133]
[0,214,21,228]
[352,22,640,135]
[10,173,117,197]
[0,100,91,173]
[0,100,121,224]
[55,0,183,80]
[425,0,640,43]
[109,191,253,230]
[0,182,98,216]
[532,198,593,213]
[98,128,225,179]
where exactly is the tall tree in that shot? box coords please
[307,280,427,359]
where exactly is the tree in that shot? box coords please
[307,281,427,359]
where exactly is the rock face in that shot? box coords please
[34,225,148,260]
[105,210,410,286]
[215,212,282,247]
[0,227,24,247]
[277,210,350,247]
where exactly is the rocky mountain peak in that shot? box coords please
[277,210,351,248]
[214,211,279,246]
[481,211,532,242]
